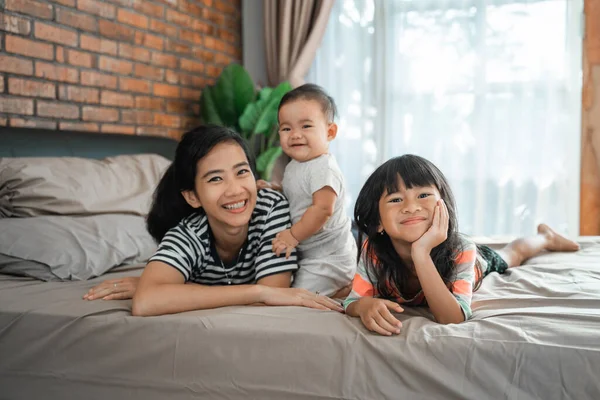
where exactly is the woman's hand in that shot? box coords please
[258,286,344,312]
[257,179,283,192]
[272,229,299,259]
[83,277,139,301]
[412,199,449,255]
[355,297,403,336]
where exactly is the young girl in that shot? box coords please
[84,125,342,315]
[345,154,580,334]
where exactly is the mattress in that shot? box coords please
[1,240,600,400]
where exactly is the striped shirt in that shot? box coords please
[343,237,480,319]
[149,188,299,285]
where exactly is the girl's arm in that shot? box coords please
[132,262,340,316]
[411,252,465,324]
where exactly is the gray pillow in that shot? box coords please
[0,214,156,281]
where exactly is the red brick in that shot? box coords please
[81,70,117,89]
[153,0,177,8]
[82,106,120,122]
[58,85,99,103]
[101,90,134,107]
[0,77,4,92]
[67,49,94,68]
[122,110,153,124]
[0,54,33,75]
[178,1,203,17]
[0,97,34,114]
[38,101,79,119]
[215,52,233,65]
[6,35,53,60]
[179,29,202,45]
[193,48,214,62]
[191,20,213,35]
[202,8,225,26]
[135,96,164,110]
[166,99,189,113]
[99,56,133,75]
[8,77,56,98]
[219,29,237,44]
[118,43,150,63]
[5,0,53,20]
[35,22,78,46]
[0,12,31,35]
[134,63,164,81]
[56,46,65,63]
[166,9,192,28]
[49,0,76,7]
[180,58,204,73]
[80,35,118,55]
[56,8,98,33]
[77,0,116,19]
[134,2,164,18]
[105,0,132,7]
[154,113,180,127]
[181,87,201,101]
[206,65,221,78]
[10,117,57,129]
[165,69,178,84]
[150,19,177,37]
[167,129,185,139]
[214,0,236,14]
[191,103,200,115]
[59,122,99,132]
[153,83,180,98]
[136,126,167,136]
[165,39,192,55]
[119,77,150,93]
[101,124,135,134]
[151,52,177,68]
[117,8,148,29]
[199,0,213,6]
[36,62,79,83]
[99,20,135,42]
[135,32,163,50]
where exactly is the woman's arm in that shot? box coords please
[132,263,340,316]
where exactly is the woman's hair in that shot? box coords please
[353,154,480,298]
[147,125,256,242]
[278,83,338,123]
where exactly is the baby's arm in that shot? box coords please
[273,186,336,257]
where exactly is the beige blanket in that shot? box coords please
[1,240,599,400]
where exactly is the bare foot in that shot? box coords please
[537,224,580,252]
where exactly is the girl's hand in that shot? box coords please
[83,277,139,300]
[356,297,403,336]
[258,286,344,312]
[272,229,299,259]
[412,199,449,255]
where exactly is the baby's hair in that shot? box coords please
[278,83,338,123]
[353,154,480,298]
[146,125,255,242]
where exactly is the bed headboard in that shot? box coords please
[0,127,178,160]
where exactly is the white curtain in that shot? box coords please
[308,0,583,237]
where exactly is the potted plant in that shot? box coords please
[200,63,292,180]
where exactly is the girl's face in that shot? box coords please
[378,177,442,246]
[183,141,257,231]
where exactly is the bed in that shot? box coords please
[1,127,600,400]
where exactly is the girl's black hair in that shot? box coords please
[147,125,256,242]
[278,83,337,123]
[353,154,481,298]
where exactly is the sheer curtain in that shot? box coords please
[308,0,583,237]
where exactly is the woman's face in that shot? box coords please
[378,177,442,246]
[183,141,257,231]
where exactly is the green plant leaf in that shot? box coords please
[212,64,255,127]
[256,146,283,180]
[239,81,292,138]
[200,86,223,125]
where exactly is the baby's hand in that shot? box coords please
[272,229,299,259]
[257,179,283,192]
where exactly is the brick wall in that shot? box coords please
[0,0,241,138]
[580,0,600,234]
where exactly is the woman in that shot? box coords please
[84,125,341,315]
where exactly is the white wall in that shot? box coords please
[241,0,268,86]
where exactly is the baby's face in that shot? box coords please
[277,99,336,163]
